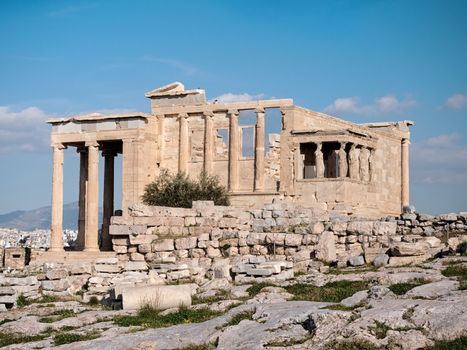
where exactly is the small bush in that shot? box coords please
[16,294,30,308]
[285,280,369,303]
[246,282,275,297]
[431,336,467,350]
[113,304,221,329]
[53,331,100,345]
[39,309,76,323]
[142,169,229,208]
[0,333,47,347]
[326,339,378,350]
[388,278,430,295]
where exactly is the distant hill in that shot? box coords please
[0,202,102,231]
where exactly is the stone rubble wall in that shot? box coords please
[109,201,467,274]
[0,202,465,311]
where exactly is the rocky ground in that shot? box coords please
[0,256,465,350]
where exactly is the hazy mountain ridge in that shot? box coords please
[0,202,102,230]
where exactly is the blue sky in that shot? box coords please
[0,0,466,214]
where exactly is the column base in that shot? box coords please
[83,247,100,252]
[48,247,65,252]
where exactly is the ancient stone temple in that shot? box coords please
[46,82,412,252]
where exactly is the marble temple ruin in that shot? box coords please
[45,82,413,254]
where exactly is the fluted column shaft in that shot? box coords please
[50,143,66,252]
[228,109,240,191]
[254,108,265,191]
[203,112,214,174]
[401,139,410,208]
[101,150,116,251]
[76,147,88,250]
[84,141,100,252]
[178,113,189,173]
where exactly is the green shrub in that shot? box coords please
[53,331,100,345]
[0,333,47,347]
[326,339,378,350]
[246,282,275,297]
[388,278,430,295]
[285,280,369,302]
[113,304,221,329]
[431,336,467,350]
[16,294,30,308]
[142,169,229,208]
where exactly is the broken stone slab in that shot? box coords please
[152,239,175,252]
[46,268,69,280]
[232,263,254,274]
[245,267,275,277]
[94,264,122,273]
[122,284,192,310]
[124,261,148,271]
[423,237,442,248]
[341,290,368,307]
[439,213,458,222]
[109,225,129,235]
[387,254,431,267]
[405,280,459,299]
[95,257,119,265]
[348,255,365,266]
[391,242,430,256]
[0,286,15,295]
[257,261,287,274]
[373,254,390,267]
[175,237,198,250]
[316,231,336,263]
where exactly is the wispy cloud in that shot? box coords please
[47,4,95,17]
[412,133,467,184]
[324,95,416,116]
[0,106,49,154]
[141,55,197,76]
[211,92,266,103]
[444,94,467,110]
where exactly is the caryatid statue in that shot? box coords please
[315,142,324,178]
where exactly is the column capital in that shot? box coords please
[228,109,239,117]
[402,138,410,145]
[339,141,347,149]
[203,111,214,118]
[52,142,66,150]
[178,113,189,120]
[85,141,99,148]
[255,107,265,114]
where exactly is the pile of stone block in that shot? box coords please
[232,256,294,283]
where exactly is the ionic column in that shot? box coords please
[228,109,240,192]
[338,142,348,178]
[254,108,265,191]
[203,111,214,174]
[315,142,324,178]
[76,147,88,250]
[50,143,66,252]
[401,138,410,208]
[101,150,116,251]
[178,113,189,173]
[84,141,100,252]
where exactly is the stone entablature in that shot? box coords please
[46,81,413,253]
